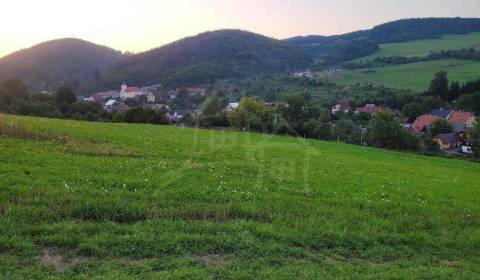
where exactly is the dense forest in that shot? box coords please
[287,18,480,64]
[101,30,311,89]
[0,39,124,92]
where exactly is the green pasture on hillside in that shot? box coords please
[339,59,480,92]
[0,115,479,279]
[357,32,480,61]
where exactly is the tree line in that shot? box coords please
[0,78,169,125]
[1,74,479,158]
[344,48,480,69]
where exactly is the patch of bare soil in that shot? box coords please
[39,247,85,273]
[197,253,234,267]
[440,260,458,267]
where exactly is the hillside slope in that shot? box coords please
[287,18,480,64]
[355,32,480,61]
[0,114,479,278]
[0,38,124,92]
[102,30,311,88]
[339,59,480,92]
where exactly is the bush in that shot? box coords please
[367,111,419,151]
[227,97,273,132]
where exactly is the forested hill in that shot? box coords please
[101,30,311,89]
[286,18,480,64]
[0,39,124,92]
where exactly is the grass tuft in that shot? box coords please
[65,142,138,157]
[0,115,69,143]
[70,201,149,224]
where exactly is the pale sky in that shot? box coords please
[1,0,479,58]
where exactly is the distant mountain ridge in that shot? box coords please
[0,38,124,92]
[101,29,311,89]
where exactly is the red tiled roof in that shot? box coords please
[126,87,141,93]
[94,91,117,97]
[447,111,474,125]
[412,115,440,133]
[187,87,206,94]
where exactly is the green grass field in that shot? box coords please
[1,115,480,279]
[357,32,480,61]
[338,59,480,92]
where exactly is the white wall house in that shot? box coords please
[120,83,143,100]
[147,93,156,103]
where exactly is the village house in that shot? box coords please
[447,111,475,127]
[428,109,453,119]
[83,96,95,102]
[105,99,117,107]
[331,101,352,114]
[187,87,207,96]
[435,133,463,150]
[167,90,178,100]
[265,102,276,108]
[293,70,313,78]
[92,91,119,102]
[453,123,468,139]
[225,102,239,112]
[146,92,156,103]
[355,104,384,114]
[120,83,143,100]
[412,115,440,133]
[166,110,198,123]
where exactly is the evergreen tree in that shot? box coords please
[449,81,461,101]
[428,71,449,101]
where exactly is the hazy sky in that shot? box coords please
[1,0,479,58]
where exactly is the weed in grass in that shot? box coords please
[65,141,138,157]
[197,253,234,267]
[70,201,149,224]
[0,116,69,143]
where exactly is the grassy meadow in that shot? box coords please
[0,114,480,279]
[357,32,480,61]
[338,59,480,92]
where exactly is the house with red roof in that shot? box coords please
[186,87,207,96]
[412,115,440,133]
[447,111,475,127]
[93,91,119,102]
[120,83,143,100]
[331,101,352,115]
